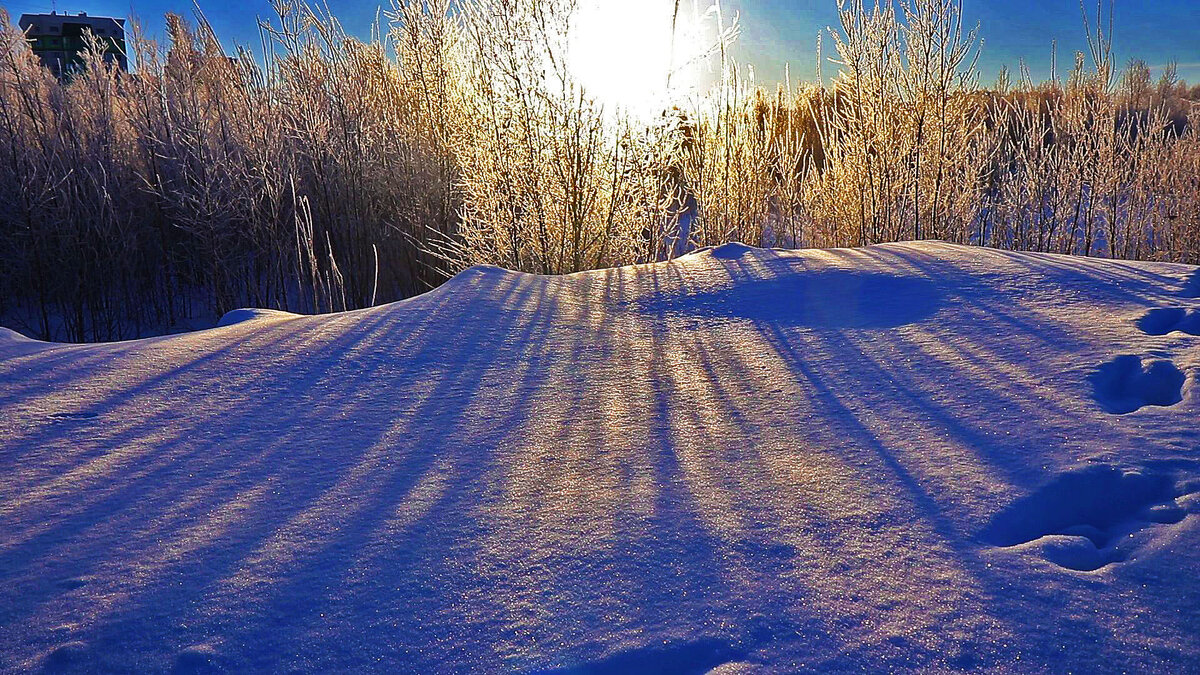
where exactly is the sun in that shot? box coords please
[568,0,711,117]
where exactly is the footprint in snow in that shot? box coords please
[1137,308,1200,336]
[1089,355,1186,414]
[981,464,1197,571]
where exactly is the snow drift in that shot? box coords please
[1,241,1198,673]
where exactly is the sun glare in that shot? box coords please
[568,0,712,117]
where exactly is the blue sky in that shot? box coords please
[726,0,1200,85]
[6,0,1199,85]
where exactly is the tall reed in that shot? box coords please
[1,0,1197,342]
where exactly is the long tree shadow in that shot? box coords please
[0,308,405,538]
[4,245,1186,672]
[131,273,563,672]
[845,245,1090,352]
[619,245,1127,668]
[0,270,555,670]
[716,245,1139,669]
[0,300,444,631]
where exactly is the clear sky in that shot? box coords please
[730,1,1199,85]
[6,0,1199,86]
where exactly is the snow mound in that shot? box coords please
[2,241,1199,673]
[436,264,520,289]
[0,327,56,359]
[215,308,301,327]
[683,242,758,260]
[43,641,92,670]
[0,327,36,343]
[708,242,757,259]
[173,644,223,673]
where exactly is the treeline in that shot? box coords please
[1,0,1198,341]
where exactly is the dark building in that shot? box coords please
[18,11,128,78]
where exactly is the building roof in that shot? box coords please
[18,12,126,32]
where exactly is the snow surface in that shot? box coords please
[1,241,1199,673]
[214,308,302,328]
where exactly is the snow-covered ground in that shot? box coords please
[1,241,1199,673]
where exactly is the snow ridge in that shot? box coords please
[1,242,1198,673]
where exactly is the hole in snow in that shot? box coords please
[980,464,1181,571]
[1089,355,1185,414]
[1137,308,1200,336]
